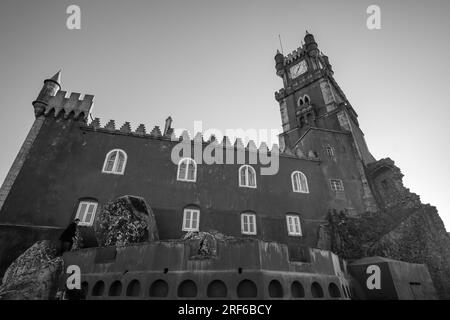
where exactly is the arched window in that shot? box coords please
[291,281,305,298]
[92,281,105,296]
[102,149,127,174]
[268,280,284,298]
[325,145,334,157]
[311,282,324,298]
[207,280,228,298]
[108,281,123,297]
[75,199,98,226]
[237,279,257,298]
[291,171,309,193]
[126,280,141,297]
[177,158,197,182]
[178,280,198,298]
[304,95,310,104]
[182,207,200,232]
[149,279,169,297]
[328,283,341,298]
[241,212,257,235]
[298,98,304,106]
[239,165,257,188]
[286,215,302,236]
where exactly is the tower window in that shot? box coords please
[102,149,127,175]
[241,212,257,235]
[239,165,257,188]
[325,145,335,157]
[304,95,310,104]
[182,208,200,232]
[177,158,197,182]
[330,179,344,191]
[298,98,304,106]
[286,215,302,236]
[75,200,98,226]
[291,171,309,193]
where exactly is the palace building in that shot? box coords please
[0,32,441,300]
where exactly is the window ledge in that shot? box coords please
[101,171,125,175]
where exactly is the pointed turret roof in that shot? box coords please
[48,70,61,85]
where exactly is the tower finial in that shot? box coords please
[278,34,284,55]
[163,116,173,137]
[48,70,62,85]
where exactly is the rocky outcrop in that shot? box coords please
[0,240,63,300]
[94,195,159,247]
[327,158,450,299]
[368,206,450,299]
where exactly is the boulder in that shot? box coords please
[183,230,234,259]
[0,240,63,300]
[94,195,159,247]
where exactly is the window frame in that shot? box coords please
[330,179,344,191]
[303,94,310,104]
[325,145,335,157]
[238,165,257,189]
[102,149,127,175]
[286,215,302,236]
[75,200,98,226]
[291,171,309,194]
[177,158,197,182]
[241,212,257,235]
[182,208,200,232]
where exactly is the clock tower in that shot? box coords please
[274,32,375,165]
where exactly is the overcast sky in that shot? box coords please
[0,0,449,228]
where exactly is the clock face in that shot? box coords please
[290,60,308,79]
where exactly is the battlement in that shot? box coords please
[283,47,308,65]
[42,90,94,121]
[84,118,320,161]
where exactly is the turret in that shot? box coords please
[274,50,285,77]
[163,116,173,136]
[304,31,319,57]
[32,71,61,117]
[322,54,333,74]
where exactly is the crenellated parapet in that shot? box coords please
[32,71,94,122]
[42,91,94,121]
[87,118,173,139]
[283,47,308,66]
[83,118,320,162]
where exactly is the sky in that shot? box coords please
[0,0,449,228]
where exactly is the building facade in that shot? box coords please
[0,33,438,299]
